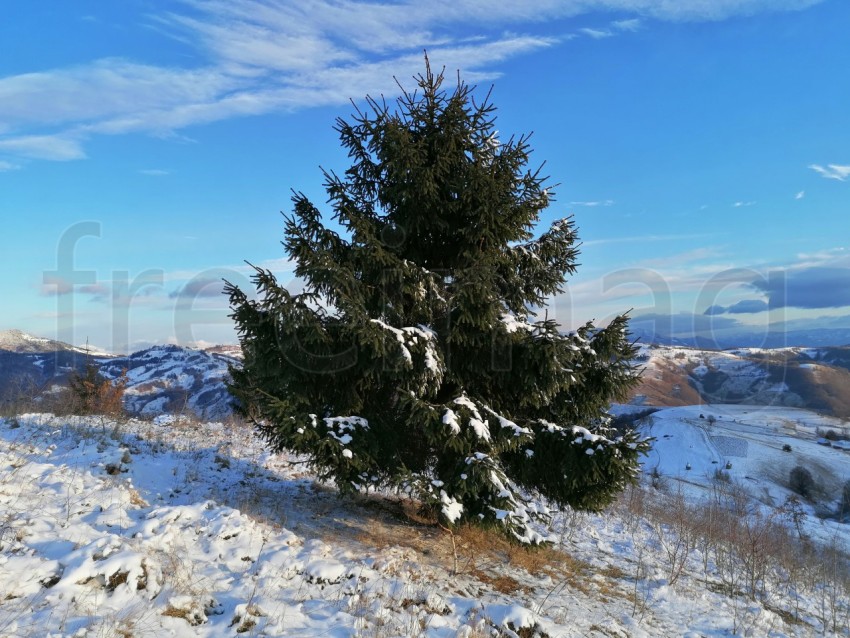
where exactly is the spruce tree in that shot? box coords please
[67,362,127,417]
[226,59,649,543]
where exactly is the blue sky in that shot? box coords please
[1,0,849,352]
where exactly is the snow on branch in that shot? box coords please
[370,319,444,383]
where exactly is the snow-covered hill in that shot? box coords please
[2,409,849,636]
[99,344,237,419]
[631,344,850,417]
[0,328,108,355]
[0,332,239,420]
[637,404,850,520]
[5,330,850,421]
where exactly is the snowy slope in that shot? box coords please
[2,412,849,636]
[0,329,111,356]
[640,405,850,516]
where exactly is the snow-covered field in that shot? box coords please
[1,410,849,637]
[639,404,850,546]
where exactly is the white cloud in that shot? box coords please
[732,201,756,207]
[0,134,86,160]
[794,246,850,270]
[581,28,614,39]
[638,246,725,268]
[578,18,641,42]
[0,160,20,171]
[808,163,850,181]
[0,0,826,164]
[612,18,642,31]
[795,190,805,199]
[639,0,821,21]
[583,232,714,247]
[0,60,234,131]
[139,169,170,176]
[570,199,615,207]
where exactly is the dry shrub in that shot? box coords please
[0,375,45,417]
[622,480,850,629]
[645,487,697,586]
[789,466,815,500]
[452,523,593,596]
[65,364,128,417]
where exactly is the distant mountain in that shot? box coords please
[0,330,239,420]
[6,327,849,421]
[202,344,243,360]
[99,344,237,420]
[631,326,850,350]
[0,328,108,355]
[630,343,850,418]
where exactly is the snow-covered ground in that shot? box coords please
[643,405,849,486]
[1,410,849,637]
[639,404,850,546]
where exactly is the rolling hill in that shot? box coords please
[0,331,236,419]
[631,344,850,418]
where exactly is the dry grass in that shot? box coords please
[161,606,186,619]
[128,487,148,508]
[453,522,587,578]
[630,358,703,407]
[618,480,850,631]
[403,517,611,602]
[342,494,606,599]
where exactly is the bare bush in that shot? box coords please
[841,480,850,520]
[789,466,815,500]
[0,375,45,417]
[618,478,850,630]
[647,488,696,586]
[65,364,128,417]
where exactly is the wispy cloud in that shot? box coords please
[0,0,826,165]
[809,163,850,181]
[583,232,713,247]
[580,27,614,39]
[637,246,725,269]
[0,134,86,161]
[40,275,73,297]
[612,18,642,31]
[795,190,805,199]
[139,168,170,176]
[570,199,614,207]
[794,246,849,270]
[169,277,227,299]
[0,160,20,171]
[732,200,756,207]
[578,18,642,40]
[38,277,117,301]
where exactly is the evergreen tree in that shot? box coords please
[226,59,649,543]
[67,361,127,417]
